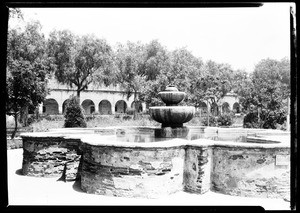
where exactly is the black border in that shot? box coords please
[1,1,297,212]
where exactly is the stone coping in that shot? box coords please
[20,126,290,149]
[149,106,195,109]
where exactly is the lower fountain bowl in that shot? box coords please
[149,106,195,127]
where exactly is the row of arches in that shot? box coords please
[197,101,241,116]
[42,98,240,116]
[42,98,143,115]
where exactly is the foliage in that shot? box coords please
[114,41,146,118]
[201,115,218,127]
[243,108,287,129]
[217,113,234,126]
[9,8,23,19]
[48,30,114,98]
[240,58,290,129]
[6,20,50,138]
[64,96,87,128]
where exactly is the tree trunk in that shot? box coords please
[11,112,18,139]
[76,89,81,104]
[133,92,138,120]
[77,90,81,98]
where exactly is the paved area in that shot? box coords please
[7,149,291,210]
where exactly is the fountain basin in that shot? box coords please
[158,91,186,106]
[20,127,290,200]
[149,106,195,127]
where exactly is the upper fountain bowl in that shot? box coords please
[158,85,186,106]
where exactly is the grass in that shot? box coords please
[28,114,161,132]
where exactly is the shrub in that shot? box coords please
[243,108,287,129]
[217,113,234,126]
[201,115,218,127]
[122,115,132,120]
[64,96,87,128]
[126,107,135,115]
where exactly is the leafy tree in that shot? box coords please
[114,41,146,119]
[138,40,171,107]
[188,60,231,111]
[9,8,23,19]
[6,21,50,138]
[64,96,87,128]
[48,30,114,98]
[241,58,290,129]
[144,47,204,107]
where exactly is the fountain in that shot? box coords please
[19,86,291,201]
[149,85,195,138]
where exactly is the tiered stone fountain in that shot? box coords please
[149,85,195,138]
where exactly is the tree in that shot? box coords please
[138,40,171,107]
[241,58,290,129]
[64,96,87,128]
[9,8,23,19]
[6,21,50,138]
[188,61,231,111]
[48,30,114,98]
[114,41,146,119]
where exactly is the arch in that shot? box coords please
[115,100,127,113]
[99,100,112,115]
[222,102,230,114]
[233,102,241,113]
[198,101,208,114]
[81,99,95,114]
[43,98,59,114]
[210,102,219,116]
[62,99,70,114]
[131,101,143,113]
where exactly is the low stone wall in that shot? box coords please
[22,136,82,180]
[80,144,186,198]
[211,146,290,201]
[20,127,290,200]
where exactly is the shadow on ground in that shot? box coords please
[72,179,84,193]
[15,168,23,176]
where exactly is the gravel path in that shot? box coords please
[7,149,290,209]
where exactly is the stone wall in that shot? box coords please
[21,129,290,200]
[22,136,82,180]
[211,146,290,200]
[80,144,186,198]
[183,146,212,194]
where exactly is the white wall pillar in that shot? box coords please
[39,104,43,114]
[58,105,63,114]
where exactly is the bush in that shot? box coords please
[201,115,218,127]
[243,108,287,129]
[126,107,135,115]
[64,96,87,128]
[217,113,234,126]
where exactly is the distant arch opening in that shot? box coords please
[210,102,219,116]
[233,102,241,113]
[99,100,112,115]
[131,101,143,113]
[199,101,208,115]
[115,100,127,113]
[222,102,230,114]
[81,99,95,114]
[62,99,70,114]
[43,98,59,114]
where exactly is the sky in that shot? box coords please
[11,3,294,73]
